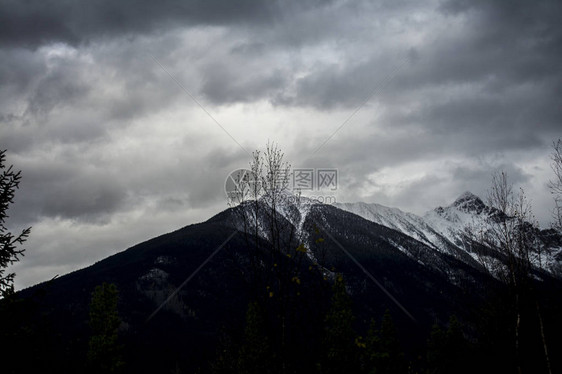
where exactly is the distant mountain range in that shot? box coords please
[336,192,562,279]
[6,192,562,373]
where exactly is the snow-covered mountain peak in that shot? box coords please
[227,192,562,280]
[336,195,562,279]
[451,191,487,214]
[429,192,491,225]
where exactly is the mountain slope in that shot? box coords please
[334,200,481,267]
[5,196,562,373]
[336,192,562,278]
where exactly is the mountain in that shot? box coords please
[336,192,562,279]
[3,193,562,373]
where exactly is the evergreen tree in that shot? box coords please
[445,316,472,374]
[360,310,406,374]
[0,150,31,298]
[378,309,406,374]
[238,301,271,374]
[87,282,124,373]
[427,322,447,373]
[0,150,34,373]
[323,274,357,374]
[361,318,382,374]
[426,316,470,374]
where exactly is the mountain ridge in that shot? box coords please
[6,192,562,373]
[335,192,562,279]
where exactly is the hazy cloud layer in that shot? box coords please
[1,0,561,289]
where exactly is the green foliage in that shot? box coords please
[87,282,124,373]
[0,150,31,298]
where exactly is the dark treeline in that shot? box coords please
[1,263,560,373]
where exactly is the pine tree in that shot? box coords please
[378,309,406,374]
[361,318,382,374]
[323,274,357,374]
[0,150,31,298]
[238,301,271,374]
[427,316,470,374]
[87,282,124,373]
[427,322,447,373]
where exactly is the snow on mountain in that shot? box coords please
[221,190,561,280]
[423,192,492,250]
[334,202,444,249]
[221,192,321,257]
[333,200,480,267]
[335,192,562,279]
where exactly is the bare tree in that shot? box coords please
[227,142,324,373]
[230,141,300,255]
[549,139,562,231]
[471,171,551,374]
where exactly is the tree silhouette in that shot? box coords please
[238,301,272,374]
[323,274,357,373]
[0,150,31,298]
[427,322,447,373]
[427,316,471,374]
[87,282,124,373]
[377,310,406,374]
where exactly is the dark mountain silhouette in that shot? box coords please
[4,194,562,373]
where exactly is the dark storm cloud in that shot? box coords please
[41,177,127,221]
[382,86,559,151]
[8,157,128,225]
[2,0,561,289]
[279,0,562,118]
[8,142,247,226]
[0,0,334,48]
[282,0,562,173]
[0,37,194,156]
[0,47,45,92]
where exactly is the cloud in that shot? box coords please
[0,0,337,48]
[2,0,561,289]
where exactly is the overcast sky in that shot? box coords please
[1,0,561,289]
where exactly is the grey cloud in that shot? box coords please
[25,63,91,117]
[0,37,198,154]
[0,0,334,48]
[41,177,127,222]
[450,163,531,193]
[276,0,562,114]
[8,159,128,225]
[200,62,288,104]
[0,47,46,92]
[230,42,267,55]
[2,0,561,289]
[343,160,533,218]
